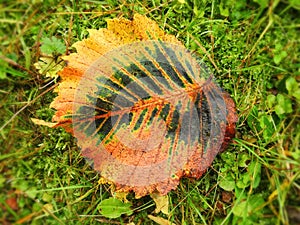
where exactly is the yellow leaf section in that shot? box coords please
[49,14,182,132]
[34,57,64,78]
[148,215,176,225]
[31,118,58,127]
[150,193,169,215]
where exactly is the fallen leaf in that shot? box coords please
[31,118,58,127]
[34,56,64,78]
[35,14,237,198]
[151,193,169,215]
[114,192,129,203]
[148,215,176,225]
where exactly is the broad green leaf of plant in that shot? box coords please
[267,94,276,108]
[273,43,288,65]
[236,159,261,189]
[237,153,251,167]
[97,197,133,219]
[233,194,265,217]
[40,37,66,55]
[286,77,300,100]
[219,174,235,191]
[275,94,293,115]
[259,115,275,141]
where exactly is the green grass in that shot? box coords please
[0,0,299,224]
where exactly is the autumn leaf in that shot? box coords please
[34,57,64,78]
[148,215,176,225]
[150,193,169,215]
[30,118,58,127]
[34,14,237,198]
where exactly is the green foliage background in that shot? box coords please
[0,0,299,224]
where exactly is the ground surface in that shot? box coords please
[0,0,299,225]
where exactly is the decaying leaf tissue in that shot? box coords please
[36,14,237,198]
